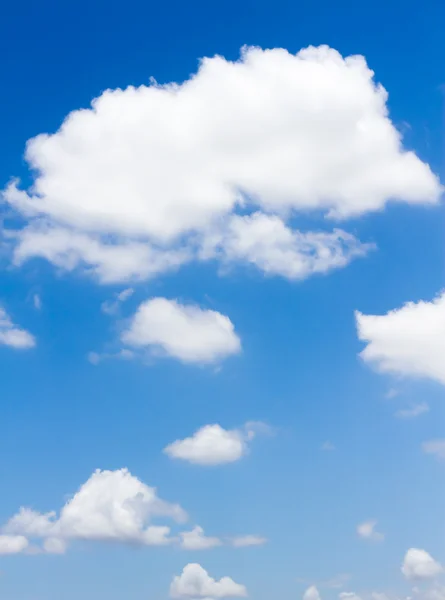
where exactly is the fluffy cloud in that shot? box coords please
[304,586,322,600]
[0,534,29,555]
[356,292,445,385]
[395,403,429,419]
[170,563,247,598]
[164,422,266,465]
[2,470,256,555]
[10,226,190,284]
[121,298,241,364]
[357,520,384,541]
[201,213,372,280]
[0,307,35,349]
[230,535,267,547]
[422,439,445,460]
[3,469,186,551]
[402,549,443,580]
[179,526,222,550]
[3,45,440,284]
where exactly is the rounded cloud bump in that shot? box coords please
[3,45,440,283]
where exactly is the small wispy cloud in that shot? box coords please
[0,307,35,350]
[87,349,135,365]
[297,574,351,591]
[101,288,134,315]
[422,439,445,460]
[33,294,42,310]
[321,441,336,451]
[357,520,384,542]
[395,403,429,419]
[230,535,267,547]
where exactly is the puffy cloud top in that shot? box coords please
[3,45,441,283]
[121,297,241,364]
[170,563,247,598]
[402,548,443,581]
[356,292,445,385]
[4,469,187,550]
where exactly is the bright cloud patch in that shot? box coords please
[304,586,322,600]
[402,548,443,580]
[356,519,384,541]
[179,526,222,550]
[3,45,440,283]
[0,535,29,555]
[121,297,241,364]
[356,292,445,385]
[170,563,247,598]
[164,422,265,465]
[0,307,35,349]
[11,227,190,284]
[3,469,187,552]
[201,213,372,280]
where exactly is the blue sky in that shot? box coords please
[1,1,444,599]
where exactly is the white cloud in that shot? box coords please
[164,422,265,465]
[179,526,222,550]
[201,213,372,280]
[340,593,362,600]
[395,403,429,419]
[101,287,134,315]
[170,563,247,598]
[402,549,443,580]
[357,520,384,541]
[3,469,186,551]
[356,292,445,385]
[10,226,190,284]
[0,307,35,349]
[230,535,267,547]
[304,586,322,600]
[422,439,445,460]
[3,45,440,284]
[121,298,241,364]
[0,534,29,555]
